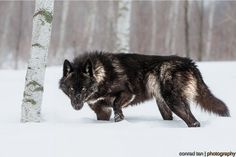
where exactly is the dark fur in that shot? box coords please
[59,51,230,127]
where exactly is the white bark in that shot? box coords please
[116,0,132,53]
[206,1,215,58]
[21,0,54,122]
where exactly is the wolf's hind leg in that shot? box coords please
[166,100,200,127]
[156,99,173,120]
[162,94,200,127]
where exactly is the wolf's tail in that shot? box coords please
[194,69,230,117]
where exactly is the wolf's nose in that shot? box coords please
[76,93,80,98]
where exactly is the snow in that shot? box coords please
[0,62,236,157]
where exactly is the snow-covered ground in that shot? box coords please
[0,62,235,157]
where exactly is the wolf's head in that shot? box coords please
[59,59,99,110]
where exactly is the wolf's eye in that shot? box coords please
[70,87,74,91]
[82,88,86,92]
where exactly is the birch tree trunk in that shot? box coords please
[21,0,54,122]
[116,0,132,53]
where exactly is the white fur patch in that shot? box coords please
[94,61,105,83]
[87,97,105,104]
[184,75,197,103]
[122,95,136,108]
[112,59,127,80]
[64,72,73,81]
[160,63,172,81]
[146,73,164,102]
[101,106,112,113]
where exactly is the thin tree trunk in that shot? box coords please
[165,1,179,53]
[86,1,97,50]
[198,0,204,61]
[206,1,215,59]
[0,1,14,67]
[116,0,132,53]
[184,0,190,58]
[165,2,174,52]
[15,1,23,70]
[106,0,116,51]
[56,1,69,62]
[21,0,54,122]
[171,1,180,53]
[151,1,157,53]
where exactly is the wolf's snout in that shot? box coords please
[71,97,83,110]
[76,93,81,98]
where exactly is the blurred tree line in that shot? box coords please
[0,0,236,69]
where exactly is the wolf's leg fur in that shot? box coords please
[88,101,112,121]
[161,82,200,127]
[113,92,134,122]
[171,103,200,127]
[164,97,200,127]
[156,99,173,120]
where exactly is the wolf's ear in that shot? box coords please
[63,59,73,77]
[83,59,93,77]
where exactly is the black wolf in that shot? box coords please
[59,51,230,127]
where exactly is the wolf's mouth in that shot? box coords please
[71,98,84,110]
[72,104,83,110]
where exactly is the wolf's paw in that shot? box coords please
[114,113,124,122]
[189,121,201,127]
[163,115,173,120]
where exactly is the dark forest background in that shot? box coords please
[0,1,236,69]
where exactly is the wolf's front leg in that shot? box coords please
[88,100,112,121]
[113,92,135,122]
